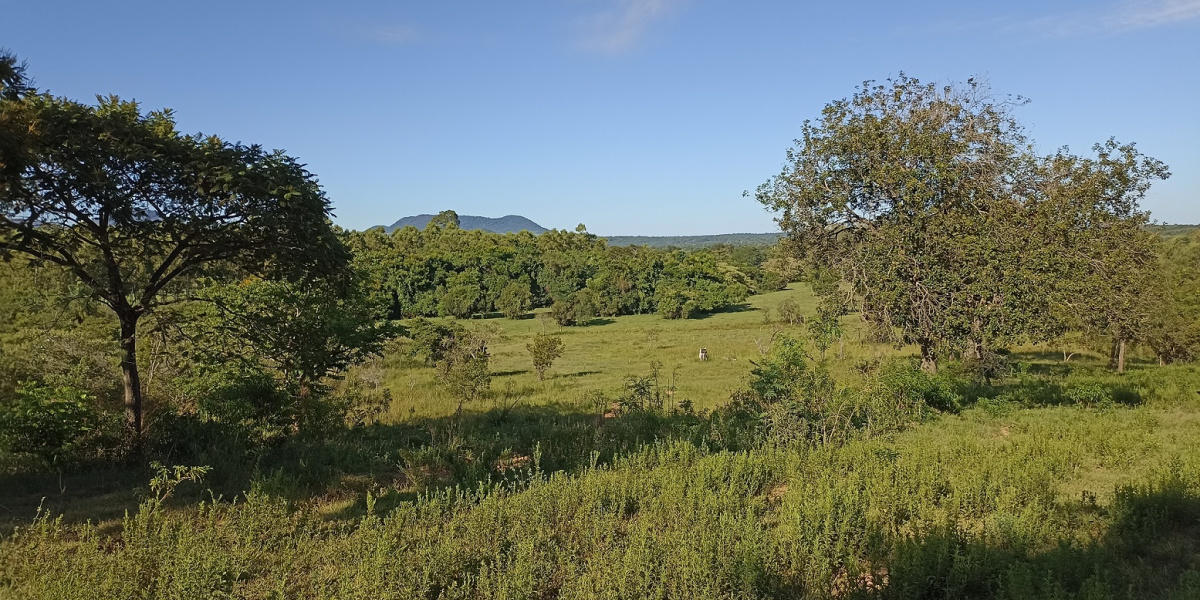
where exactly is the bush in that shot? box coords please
[656,287,692,319]
[190,369,295,440]
[0,381,100,465]
[526,334,565,381]
[877,359,965,413]
[777,298,803,325]
[436,334,491,412]
[405,318,466,365]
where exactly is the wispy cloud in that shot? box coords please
[914,0,1200,38]
[1021,0,1200,36]
[1099,0,1200,31]
[576,0,687,55]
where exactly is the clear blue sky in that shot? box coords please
[3,0,1197,234]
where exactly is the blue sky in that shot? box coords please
[3,0,1197,235]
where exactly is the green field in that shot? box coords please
[382,285,832,418]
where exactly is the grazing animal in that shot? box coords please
[698,347,709,361]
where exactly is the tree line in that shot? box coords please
[347,212,782,323]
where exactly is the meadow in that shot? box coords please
[4,284,1200,599]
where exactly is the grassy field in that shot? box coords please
[380,284,884,419]
[4,285,1200,598]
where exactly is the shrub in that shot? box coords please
[551,292,596,326]
[0,381,99,465]
[436,334,491,414]
[777,298,803,325]
[405,318,466,365]
[526,334,565,381]
[877,359,965,413]
[656,287,692,319]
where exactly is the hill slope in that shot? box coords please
[383,214,548,234]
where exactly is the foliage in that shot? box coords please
[757,75,1169,373]
[0,62,347,440]
[347,222,754,323]
[496,281,533,319]
[551,291,596,326]
[1146,231,1200,364]
[435,333,491,412]
[526,333,565,380]
[777,298,803,325]
[405,318,467,365]
[0,381,100,465]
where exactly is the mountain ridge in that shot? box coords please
[380,214,548,234]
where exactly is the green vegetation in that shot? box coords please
[348,215,762,322]
[2,57,1200,599]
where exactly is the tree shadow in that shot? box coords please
[875,475,1200,599]
[688,303,753,320]
[491,369,530,377]
[0,402,711,527]
[557,370,601,379]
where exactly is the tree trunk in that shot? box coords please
[919,341,937,374]
[119,314,143,448]
[1117,338,1127,374]
[1108,337,1120,370]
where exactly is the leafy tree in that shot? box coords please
[0,72,344,442]
[497,281,533,319]
[440,283,480,318]
[756,75,1168,373]
[405,318,467,365]
[1146,231,1200,364]
[1040,140,1170,373]
[427,209,460,231]
[526,333,565,380]
[189,275,394,427]
[776,298,803,325]
[757,76,1035,372]
[436,333,491,416]
[552,291,596,326]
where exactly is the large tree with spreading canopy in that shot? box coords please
[0,54,347,443]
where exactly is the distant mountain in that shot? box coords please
[602,233,783,248]
[381,214,548,234]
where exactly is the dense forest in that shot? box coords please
[347,214,782,322]
[3,53,1200,599]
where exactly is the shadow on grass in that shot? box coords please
[491,369,530,377]
[688,303,754,319]
[557,370,601,379]
[0,403,710,527]
[880,473,1200,599]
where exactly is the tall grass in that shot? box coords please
[5,392,1200,599]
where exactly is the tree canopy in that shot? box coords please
[757,75,1169,372]
[0,60,347,441]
